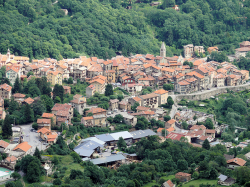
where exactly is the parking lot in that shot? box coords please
[21,124,48,154]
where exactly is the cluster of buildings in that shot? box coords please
[0,42,248,99]
[0,139,32,170]
[73,129,156,165]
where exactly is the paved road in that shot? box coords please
[21,124,47,154]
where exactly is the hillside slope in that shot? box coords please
[1,0,250,59]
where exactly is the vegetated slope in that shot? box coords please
[1,0,250,60]
[0,0,160,60]
[143,0,250,55]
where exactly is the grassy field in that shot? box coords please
[143,175,175,187]
[182,179,219,187]
[58,155,84,176]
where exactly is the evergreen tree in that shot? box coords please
[26,160,41,183]
[33,147,41,160]
[105,84,113,96]
[23,104,34,123]
[12,76,21,94]
[117,137,127,151]
[2,115,12,138]
[53,84,64,102]
[202,139,210,150]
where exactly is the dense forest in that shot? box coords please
[1,0,250,60]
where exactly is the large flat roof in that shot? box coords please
[110,131,133,140]
[130,129,156,139]
[95,134,115,142]
[90,154,126,165]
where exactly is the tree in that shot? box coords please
[113,114,124,123]
[193,115,197,120]
[12,76,21,94]
[205,118,214,129]
[41,95,54,112]
[10,172,21,181]
[105,84,113,96]
[164,115,171,122]
[202,139,210,150]
[33,147,41,160]
[23,104,34,123]
[177,159,188,171]
[27,71,34,77]
[209,167,218,179]
[26,160,41,183]
[163,84,174,91]
[2,115,12,138]
[235,167,250,185]
[117,137,127,150]
[53,178,62,185]
[54,96,61,103]
[5,181,15,187]
[68,77,73,84]
[32,100,46,117]
[182,121,188,130]
[131,102,139,112]
[87,112,93,116]
[167,96,174,106]
[53,84,64,102]
[117,94,124,101]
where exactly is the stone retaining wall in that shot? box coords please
[175,84,250,102]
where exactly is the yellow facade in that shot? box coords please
[47,71,63,85]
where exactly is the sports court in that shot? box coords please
[0,167,12,178]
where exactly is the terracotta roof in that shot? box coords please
[163,180,175,187]
[13,142,31,152]
[82,116,94,120]
[57,118,67,122]
[0,84,12,92]
[140,93,158,100]
[56,110,69,117]
[166,132,184,141]
[161,67,175,73]
[87,107,106,114]
[193,59,204,66]
[235,47,250,52]
[48,71,62,76]
[0,140,9,148]
[175,172,191,177]
[110,99,119,103]
[23,97,34,104]
[227,158,246,166]
[167,127,175,132]
[240,41,250,46]
[186,71,204,79]
[133,97,142,102]
[52,103,71,112]
[6,65,21,73]
[5,155,17,162]
[178,80,190,86]
[87,84,95,89]
[13,93,26,98]
[214,73,225,79]
[154,89,168,95]
[167,119,176,124]
[37,118,51,124]
[157,128,164,133]
[137,106,150,111]
[205,129,215,134]
[190,125,206,130]
[89,78,105,85]
[42,113,54,118]
[37,127,51,134]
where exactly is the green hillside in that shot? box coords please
[1,0,250,60]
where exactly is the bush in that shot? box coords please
[32,122,38,130]
[53,178,62,185]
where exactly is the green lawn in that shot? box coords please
[143,175,175,187]
[58,155,84,176]
[182,179,219,187]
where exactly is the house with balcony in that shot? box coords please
[139,93,159,108]
[86,107,107,127]
[70,94,86,115]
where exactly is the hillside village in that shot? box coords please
[0,42,250,186]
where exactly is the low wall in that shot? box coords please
[175,83,250,102]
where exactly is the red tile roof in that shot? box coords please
[227,158,246,166]
[13,142,31,152]
[0,140,9,148]
[42,113,54,118]
[0,84,12,92]
[166,132,184,141]
[175,172,191,177]
[5,156,17,162]
[37,118,51,124]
